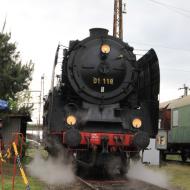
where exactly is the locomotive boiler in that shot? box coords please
[43,28,160,175]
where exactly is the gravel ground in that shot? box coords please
[44,178,173,190]
[44,181,89,190]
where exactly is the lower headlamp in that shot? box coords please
[66,115,77,126]
[132,118,142,129]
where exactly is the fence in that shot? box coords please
[0,133,30,190]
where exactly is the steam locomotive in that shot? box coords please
[43,28,160,175]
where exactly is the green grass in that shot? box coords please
[1,175,44,190]
[163,163,190,190]
[0,147,46,190]
[149,162,190,190]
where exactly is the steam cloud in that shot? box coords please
[28,151,75,185]
[128,161,169,188]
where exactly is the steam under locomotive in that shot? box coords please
[43,28,160,175]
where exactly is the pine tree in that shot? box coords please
[0,32,34,114]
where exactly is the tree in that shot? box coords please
[0,32,34,114]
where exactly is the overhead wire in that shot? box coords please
[127,1,190,51]
[148,0,190,13]
[133,48,149,52]
[129,41,190,52]
[161,68,190,73]
[128,1,190,74]
[147,0,190,18]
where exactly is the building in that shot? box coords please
[0,114,31,148]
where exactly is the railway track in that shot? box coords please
[77,177,169,190]
[45,176,169,190]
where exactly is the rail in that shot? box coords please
[77,177,99,190]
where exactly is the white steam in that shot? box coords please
[128,162,169,188]
[28,152,75,185]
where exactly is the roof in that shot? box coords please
[160,95,190,109]
[8,114,32,122]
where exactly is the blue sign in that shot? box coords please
[0,99,8,110]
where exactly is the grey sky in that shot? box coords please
[0,0,190,122]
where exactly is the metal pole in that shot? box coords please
[113,0,125,40]
[178,84,189,97]
[41,75,45,101]
[119,0,123,39]
[38,77,43,127]
[12,155,17,190]
[11,135,19,190]
[0,138,4,190]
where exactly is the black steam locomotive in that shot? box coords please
[43,28,160,175]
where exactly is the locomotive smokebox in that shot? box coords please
[90,28,109,37]
[64,128,82,147]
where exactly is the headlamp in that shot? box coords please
[66,115,77,126]
[101,44,111,54]
[132,118,142,129]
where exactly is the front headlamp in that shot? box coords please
[132,118,142,129]
[66,115,77,126]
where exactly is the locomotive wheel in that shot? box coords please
[104,153,129,177]
[181,153,187,162]
[75,151,94,177]
[119,158,129,176]
[76,163,89,177]
[46,146,59,157]
[160,151,166,161]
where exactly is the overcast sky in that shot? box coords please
[0,0,190,122]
